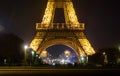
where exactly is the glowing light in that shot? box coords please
[24,45,28,50]
[79,39,95,55]
[80,57,84,61]
[52,63,55,66]
[61,59,65,63]
[30,39,42,51]
[41,1,80,27]
[40,50,47,57]
[103,52,106,55]
[64,50,71,56]
[30,0,95,60]
[41,2,54,25]
[36,54,39,57]
[24,45,28,64]
[31,51,35,55]
[65,2,79,25]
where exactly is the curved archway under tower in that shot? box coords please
[36,39,88,65]
[37,39,86,56]
[44,44,79,65]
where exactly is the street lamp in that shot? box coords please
[24,45,28,65]
[31,50,35,61]
[103,52,108,64]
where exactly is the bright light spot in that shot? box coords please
[61,59,65,63]
[52,63,55,66]
[31,51,35,55]
[4,59,6,64]
[36,55,38,57]
[103,52,106,55]
[72,63,74,65]
[66,55,69,58]
[64,50,71,56]
[81,57,84,61]
[24,45,28,49]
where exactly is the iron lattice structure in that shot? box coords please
[29,0,95,60]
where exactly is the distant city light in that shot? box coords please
[42,45,79,65]
[52,63,55,66]
[64,50,71,56]
[36,54,39,57]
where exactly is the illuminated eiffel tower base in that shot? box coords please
[29,0,95,63]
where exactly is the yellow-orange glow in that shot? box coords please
[65,2,79,26]
[64,50,71,56]
[79,39,95,55]
[30,0,96,59]
[41,2,54,25]
[40,50,47,57]
[30,39,42,51]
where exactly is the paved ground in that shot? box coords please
[0,69,120,76]
[0,66,120,76]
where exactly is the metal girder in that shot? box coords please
[29,0,95,58]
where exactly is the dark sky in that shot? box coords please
[0,0,120,49]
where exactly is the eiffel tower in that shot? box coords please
[29,0,95,62]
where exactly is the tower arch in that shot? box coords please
[37,39,86,57]
[29,0,95,63]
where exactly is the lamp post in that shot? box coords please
[24,45,28,65]
[86,56,88,63]
[31,50,35,62]
[103,52,108,65]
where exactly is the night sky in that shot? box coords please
[0,0,120,49]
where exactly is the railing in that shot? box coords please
[36,23,85,31]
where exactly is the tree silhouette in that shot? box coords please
[0,33,24,65]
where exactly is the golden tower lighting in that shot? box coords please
[29,0,96,63]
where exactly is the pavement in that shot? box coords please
[0,68,120,76]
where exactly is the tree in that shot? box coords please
[0,33,24,65]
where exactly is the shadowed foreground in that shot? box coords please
[0,66,120,76]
